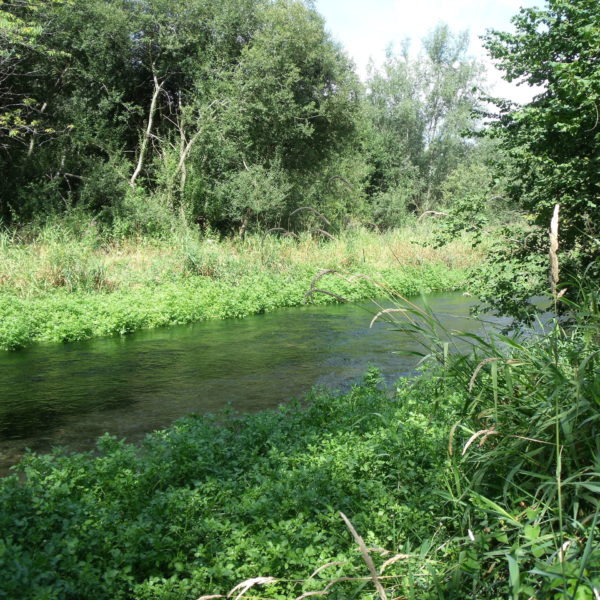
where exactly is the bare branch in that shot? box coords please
[130,69,163,188]
[265,228,299,239]
[310,228,336,241]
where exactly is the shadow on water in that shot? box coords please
[0,292,503,474]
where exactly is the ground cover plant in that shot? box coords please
[0,219,479,350]
[0,371,465,600]
[1,0,598,597]
[1,281,598,600]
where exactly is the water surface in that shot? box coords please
[0,292,495,474]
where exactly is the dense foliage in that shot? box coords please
[1,288,598,599]
[1,1,599,598]
[0,0,72,141]
[475,0,600,316]
[0,222,474,350]
[2,0,598,300]
[0,372,462,599]
[0,0,498,236]
[365,25,485,223]
[0,0,364,231]
[0,261,466,351]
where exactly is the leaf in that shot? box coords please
[523,524,540,541]
[573,482,600,494]
[506,555,520,600]
[471,493,521,527]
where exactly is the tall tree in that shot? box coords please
[0,0,362,232]
[480,0,600,313]
[484,0,600,262]
[0,0,75,156]
[364,24,483,223]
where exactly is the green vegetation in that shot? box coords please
[0,0,363,229]
[1,0,598,311]
[365,25,484,220]
[0,0,492,235]
[0,372,457,600]
[0,0,495,350]
[0,221,477,350]
[1,0,599,598]
[478,0,600,317]
[1,288,598,599]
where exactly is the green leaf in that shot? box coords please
[507,554,520,600]
[523,524,540,541]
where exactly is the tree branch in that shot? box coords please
[130,70,163,188]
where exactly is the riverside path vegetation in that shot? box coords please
[1,0,599,598]
[1,290,599,599]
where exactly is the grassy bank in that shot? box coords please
[0,373,460,600]
[0,222,480,350]
[2,288,598,599]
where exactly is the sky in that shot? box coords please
[314,0,544,104]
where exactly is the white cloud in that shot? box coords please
[317,0,544,103]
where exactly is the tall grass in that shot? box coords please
[326,218,599,597]
[310,205,599,598]
[212,278,599,599]
[440,290,600,599]
[0,217,482,350]
[382,276,598,598]
[0,219,480,298]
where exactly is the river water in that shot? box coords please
[0,292,498,474]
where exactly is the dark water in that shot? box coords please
[0,292,498,474]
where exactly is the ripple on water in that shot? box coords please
[0,292,498,474]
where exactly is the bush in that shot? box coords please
[111,190,179,240]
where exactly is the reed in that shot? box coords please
[550,203,560,303]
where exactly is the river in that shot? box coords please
[0,292,500,474]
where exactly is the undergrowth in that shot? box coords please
[0,372,463,600]
[0,220,478,350]
[1,284,598,599]
[377,284,600,599]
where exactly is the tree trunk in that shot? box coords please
[130,71,162,188]
[239,208,253,238]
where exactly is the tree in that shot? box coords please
[207,0,362,232]
[0,0,363,232]
[0,1,75,139]
[1,0,44,141]
[483,0,600,295]
[364,24,484,223]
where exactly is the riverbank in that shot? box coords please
[0,223,480,350]
[0,372,466,599]
[0,292,480,476]
[2,290,598,599]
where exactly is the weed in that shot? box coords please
[0,220,479,350]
